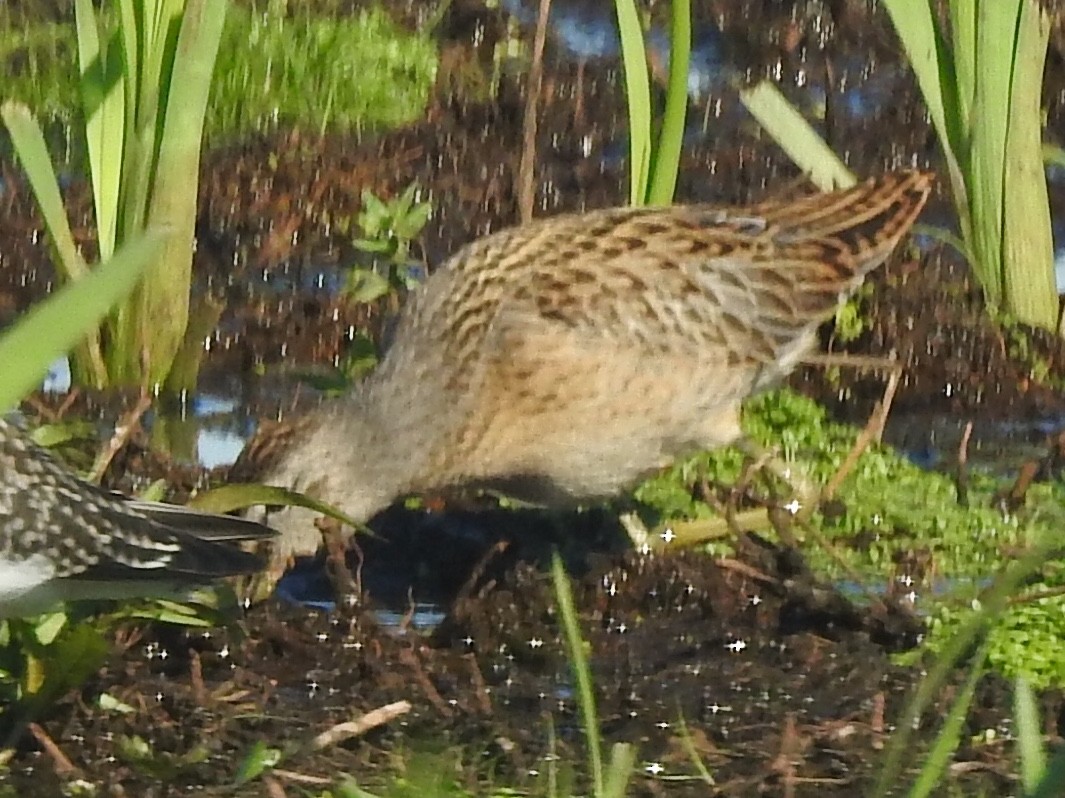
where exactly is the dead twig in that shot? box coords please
[465,653,494,715]
[871,690,886,747]
[955,420,973,507]
[307,701,412,752]
[399,646,452,716]
[517,0,552,222]
[399,587,417,635]
[1006,584,1065,608]
[317,516,360,605]
[189,649,207,706]
[455,540,509,602]
[770,713,803,798]
[28,723,78,776]
[821,364,900,503]
[87,393,152,484]
[713,556,779,586]
[271,769,331,786]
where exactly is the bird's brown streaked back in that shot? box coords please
[239,171,934,561]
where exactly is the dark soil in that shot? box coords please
[4,0,1065,794]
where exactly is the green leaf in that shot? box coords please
[32,612,68,646]
[0,102,90,282]
[346,268,392,303]
[614,0,652,204]
[647,0,690,205]
[29,420,96,449]
[1015,677,1046,794]
[187,483,369,532]
[353,238,393,255]
[136,479,169,503]
[75,0,126,262]
[135,0,230,387]
[1001,2,1057,331]
[234,740,283,784]
[24,622,109,706]
[97,692,137,714]
[738,82,855,191]
[906,646,988,797]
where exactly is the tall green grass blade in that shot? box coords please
[1,100,110,386]
[613,0,651,205]
[135,0,227,387]
[110,0,165,378]
[646,0,690,205]
[906,644,988,798]
[873,534,1058,797]
[1,102,89,282]
[885,0,961,165]
[75,0,125,262]
[675,710,715,784]
[551,553,604,796]
[1002,2,1057,331]
[161,295,223,395]
[602,743,636,798]
[116,0,141,232]
[883,0,972,250]
[0,231,165,413]
[140,1,183,130]
[887,0,1057,334]
[948,0,976,137]
[967,1,1017,308]
[911,222,968,259]
[1015,677,1045,794]
[738,82,855,190]
[116,0,137,104]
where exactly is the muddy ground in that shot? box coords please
[3,0,1065,794]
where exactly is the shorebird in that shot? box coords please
[238,171,933,563]
[0,416,275,618]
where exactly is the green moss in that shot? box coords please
[634,388,1065,686]
[1001,316,1057,387]
[831,286,871,344]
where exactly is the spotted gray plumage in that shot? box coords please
[235,171,934,562]
[0,416,275,617]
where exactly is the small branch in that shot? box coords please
[189,649,207,706]
[400,646,452,716]
[821,364,900,503]
[954,420,973,507]
[307,701,412,752]
[517,0,552,222]
[28,723,78,776]
[87,393,152,484]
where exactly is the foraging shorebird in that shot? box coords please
[0,416,275,617]
[238,171,933,561]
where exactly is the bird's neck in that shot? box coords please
[317,376,438,513]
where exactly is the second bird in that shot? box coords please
[240,171,934,560]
